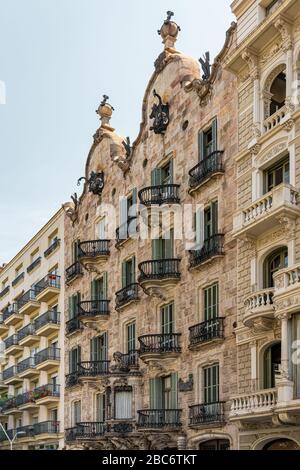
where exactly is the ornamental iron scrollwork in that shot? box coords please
[149,90,169,135]
[199,52,211,81]
[77,171,105,196]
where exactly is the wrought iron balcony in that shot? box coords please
[115,283,140,308]
[65,371,80,388]
[138,184,180,206]
[4,334,19,350]
[35,273,60,292]
[34,347,60,366]
[77,361,110,378]
[44,238,60,258]
[3,366,17,381]
[18,324,36,342]
[65,261,83,284]
[116,217,137,245]
[33,421,60,435]
[1,396,17,412]
[189,401,225,426]
[65,422,106,441]
[66,317,81,335]
[78,240,110,259]
[14,391,36,408]
[17,357,36,374]
[15,424,36,438]
[115,350,139,370]
[27,256,41,274]
[189,317,224,347]
[0,314,7,331]
[189,234,225,268]
[0,285,9,299]
[12,272,25,287]
[3,303,19,321]
[34,310,60,331]
[78,300,110,319]
[138,333,181,355]
[137,409,182,429]
[17,289,38,310]
[189,151,224,190]
[33,384,60,400]
[138,259,181,283]
[0,428,14,442]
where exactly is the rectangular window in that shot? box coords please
[30,249,39,263]
[151,160,173,186]
[204,284,219,321]
[203,364,219,404]
[15,264,23,277]
[204,201,218,240]
[96,394,106,422]
[115,390,132,419]
[68,292,80,320]
[72,240,80,262]
[48,230,58,247]
[127,322,136,353]
[199,119,217,160]
[90,333,108,362]
[69,346,81,373]
[73,401,81,426]
[91,275,107,301]
[266,0,282,16]
[152,229,174,260]
[149,373,178,411]
[264,157,290,193]
[96,218,107,240]
[161,303,174,335]
[122,257,136,288]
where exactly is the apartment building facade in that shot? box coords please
[225,0,300,451]
[63,13,239,450]
[0,209,65,450]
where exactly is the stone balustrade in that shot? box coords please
[230,389,277,416]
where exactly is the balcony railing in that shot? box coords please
[34,310,60,331]
[116,350,139,369]
[14,391,35,407]
[115,283,139,308]
[65,371,80,388]
[137,409,182,429]
[1,396,17,412]
[190,234,225,268]
[244,289,274,316]
[3,303,19,321]
[27,257,41,274]
[35,274,61,292]
[263,105,287,133]
[65,261,82,283]
[33,384,60,400]
[230,389,277,415]
[139,333,181,354]
[0,314,6,327]
[4,334,19,350]
[18,324,36,342]
[65,422,106,441]
[138,259,181,283]
[12,272,25,287]
[78,300,110,318]
[189,401,225,425]
[0,285,9,299]
[17,289,38,309]
[116,216,137,244]
[138,184,180,206]
[44,238,60,258]
[33,421,60,435]
[77,361,110,378]
[34,348,60,365]
[66,317,81,335]
[17,357,35,373]
[3,366,18,381]
[78,240,110,258]
[189,318,224,347]
[189,151,224,189]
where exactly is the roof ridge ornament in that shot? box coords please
[96,94,115,130]
[158,11,181,51]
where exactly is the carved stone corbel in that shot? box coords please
[241,48,259,81]
[274,17,293,52]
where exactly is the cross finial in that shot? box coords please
[166,11,174,22]
[101,94,109,106]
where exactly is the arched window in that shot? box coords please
[269,71,286,116]
[263,342,281,389]
[263,247,288,288]
[199,439,230,451]
[263,439,300,450]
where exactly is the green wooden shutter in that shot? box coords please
[151,168,162,186]
[149,378,163,409]
[169,160,174,184]
[131,257,136,284]
[120,197,128,225]
[68,296,72,320]
[90,338,96,362]
[164,229,174,259]
[170,373,178,409]
[101,332,108,361]
[211,201,218,236]
[198,131,204,161]
[69,351,72,373]
[103,272,108,300]
[91,280,96,301]
[152,239,162,260]
[78,346,81,366]
[211,118,218,153]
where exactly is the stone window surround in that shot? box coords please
[249,339,282,392]
[196,279,220,324]
[194,359,222,404]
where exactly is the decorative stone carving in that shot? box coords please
[149,90,169,135]
[274,17,293,52]
[77,171,105,196]
[276,216,296,238]
[62,193,80,225]
[157,11,181,51]
[178,374,193,392]
[199,52,211,81]
[242,48,259,80]
[260,42,282,66]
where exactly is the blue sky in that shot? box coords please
[0,0,234,263]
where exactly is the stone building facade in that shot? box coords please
[63,13,239,450]
[226,0,300,451]
[0,209,65,449]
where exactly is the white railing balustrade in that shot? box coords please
[231,389,277,414]
[263,106,287,133]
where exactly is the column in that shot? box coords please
[277,313,294,403]
[286,48,293,104]
[250,341,258,391]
